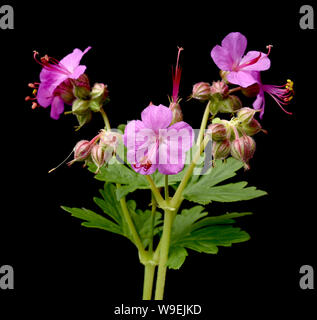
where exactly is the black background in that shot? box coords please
[1,0,316,316]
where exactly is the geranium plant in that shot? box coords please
[27,32,294,300]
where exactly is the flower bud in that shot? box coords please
[237,107,256,124]
[169,102,183,124]
[72,98,90,115]
[241,83,260,98]
[230,135,256,170]
[73,140,91,161]
[68,139,95,166]
[214,95,242,114]
[212,139,231,160]
[192,82,211,101]
[241,118,266,136]
[91,144,113,173]
[90,83,109,104]
[207,123,227,141]
[73,74,91,100]
[210,80,229,96]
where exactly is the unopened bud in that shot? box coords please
[207,123,227,141]
[192,82,211,101]
[212,139,231,160]
[90,83,109,104]
[210,80,229,96]
[241,83,260,98]
[72,74,91,100]
[91,144,113,173]
[169,102,183,124]
[241,118,266,136]
[216,95,242,113]
[72,98,90,115]
[237,107,256,124]
[68,140,93,166]
[230,135,256,170]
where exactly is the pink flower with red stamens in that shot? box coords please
[251,72,294,118]
[27,47,91,119]
[211,32,271,87]
[124,104,194,175]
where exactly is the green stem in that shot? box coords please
[164,175,169,200]
[145,175,166,208]
[117,184,146,257]
[143,263,156,300]
[171,137,209,208]
[100,106,111,131]
[154,209,173,300]
[196,101,211,147]
[149,193,157,254]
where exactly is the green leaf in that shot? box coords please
[183,157,267,204]
[167,206,252,269]
[167,247,188,270]
[62,183,162,249]
[61,206,124,236]
[87,161,185,200]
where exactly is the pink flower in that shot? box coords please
[211,32,271,87]
[251,72,294,118]
[28,47,91,119]
[124,104,194,175]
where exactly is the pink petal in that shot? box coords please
[253,89,265,118]
[50,96,65,120]
[59,47,91,74]
[141,104,172,131]
[221,32,247,64]
[158,162,184,175]
[36,82,55,107]
[167,121,194,152]
[210,45,234,71]
[227,70,258,87]
[70,65,87,80]
[240,51,271,71]
[156,122,193,175]
[39,68,68,87]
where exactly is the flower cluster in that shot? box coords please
[207,107,266,169]
[209,32,294,118]
[26,47,109,129]
[189,32,294,169]
[68,130,122,172]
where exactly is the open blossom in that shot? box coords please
[250,72,294,118]
[210,32,271,87]
[124,104,194,175]
[27,47,91,119]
